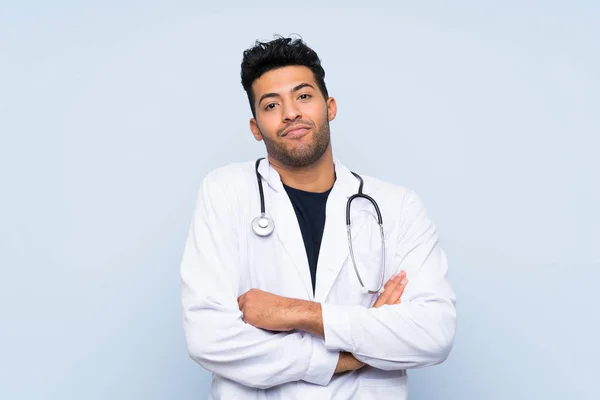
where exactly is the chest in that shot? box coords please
[237,193,399,305]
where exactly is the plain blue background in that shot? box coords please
[1,1,598,399]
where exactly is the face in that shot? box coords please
[249,65,337,168]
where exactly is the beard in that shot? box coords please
[259,117,331,168]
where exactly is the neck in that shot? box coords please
[269,147,335,193]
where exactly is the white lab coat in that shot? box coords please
[180,158,456,400]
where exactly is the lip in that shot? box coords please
[281,125,311,137]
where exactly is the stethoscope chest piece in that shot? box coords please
[252,157,275,237]
[252,214,274,237]
[252,157,385,294]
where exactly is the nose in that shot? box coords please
[282,100,301,122]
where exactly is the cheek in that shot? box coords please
[302,104,327,125]
[257,117,281,138]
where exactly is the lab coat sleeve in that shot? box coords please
[181,173,339,389]
[320,189,457,370]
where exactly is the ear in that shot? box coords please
[326,97,337,122]
[249,118,263,141]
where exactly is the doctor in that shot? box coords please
[180,36,456,399]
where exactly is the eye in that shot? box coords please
[264,103,277,111]
[298,93,312,100]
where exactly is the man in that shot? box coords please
[180,36,456,399]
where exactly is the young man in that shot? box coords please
[180,36,456,399]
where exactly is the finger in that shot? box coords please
[384,271,406,289]
[372,270,407,307]
[372,277,396,307]
[373,275,402,308]
[375,276,409,308]
[388,278,408,304]
[382,271,406,289]
[391,277,408,299]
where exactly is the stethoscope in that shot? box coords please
[251,157,386,294]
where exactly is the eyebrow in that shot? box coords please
[258,83,316,105]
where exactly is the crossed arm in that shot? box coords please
[237,272,409,374]
[181,177,456,389]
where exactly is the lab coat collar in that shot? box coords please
[256,156,369,301]
[256,157,365,198]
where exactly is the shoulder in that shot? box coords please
[354,174,436,241]
[359,173,417,206]
[196,160,256,208]
[355,172,431,224]
[203,160,256,186]
[336,159,425,208]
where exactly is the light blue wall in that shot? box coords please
[1,1,598,399]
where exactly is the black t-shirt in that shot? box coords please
[283,183,332,295]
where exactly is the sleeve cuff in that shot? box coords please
[302,336,339,386]
[321,303,355,352]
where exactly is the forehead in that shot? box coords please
[252,65,316,98]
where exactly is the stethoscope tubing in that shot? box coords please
[252,157,386,294]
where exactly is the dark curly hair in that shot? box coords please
[241,35,329,117]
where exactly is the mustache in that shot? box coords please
[277,121,315,136]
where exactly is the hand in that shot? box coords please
[372,271,408,308]
[335,351,366,374]
[336,272,409,374]
[237,289,295,332]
